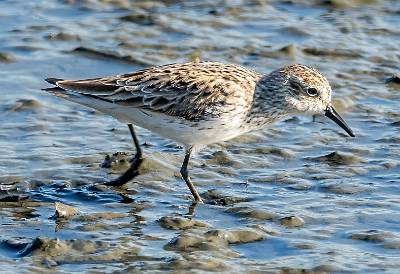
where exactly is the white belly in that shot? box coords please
[62,93,248,146]
[115,107,247,146]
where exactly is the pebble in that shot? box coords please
[226,206,275,220]
[55,202,78,218]
[0,52,16,63]
[159,216,209,230]
[280,216,305,228]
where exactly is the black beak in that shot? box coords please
[325,105,355,137]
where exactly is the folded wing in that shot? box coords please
[45,62,261,120]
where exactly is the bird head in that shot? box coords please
[263,64,355,137]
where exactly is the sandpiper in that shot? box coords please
[44,61,355,203]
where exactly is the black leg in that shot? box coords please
[180,147,203,203]
[106,124,143,186]
[186,202,198,216]
[128,123,142,157]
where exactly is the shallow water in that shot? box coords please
[1,0,400,272]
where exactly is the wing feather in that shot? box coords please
[47,62,262,120]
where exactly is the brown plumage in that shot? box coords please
[44,61,354,203]
[48,62,261,121]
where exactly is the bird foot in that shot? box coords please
[105,155,143,186]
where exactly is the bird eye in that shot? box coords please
[307,87,318,97]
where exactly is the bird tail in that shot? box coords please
[42,78,73,98]
[42,77,131,123]
[45,78,64,85]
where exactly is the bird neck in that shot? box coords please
[242,75,288,127]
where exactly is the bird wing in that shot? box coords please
[47,61,260,120]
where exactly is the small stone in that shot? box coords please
[55,202,78,218]
[159,216,209,230]
[348,230,394,243]
[302,47,361,58]
[9,99,41,112]
[119,13,156,25]
[226,206,275,220]
[203,189,248,206]
[45,32,81,41]
[0,52,16,63]
[280,216,304,227]
[307,151,366,165]
[205,229,265,244]
[293,242,316,249]
[165,233,204,251]
[279,44,297,59]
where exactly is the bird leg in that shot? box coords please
[180,147,203,203]
[186,202,198,216]
[106,124,143,186]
